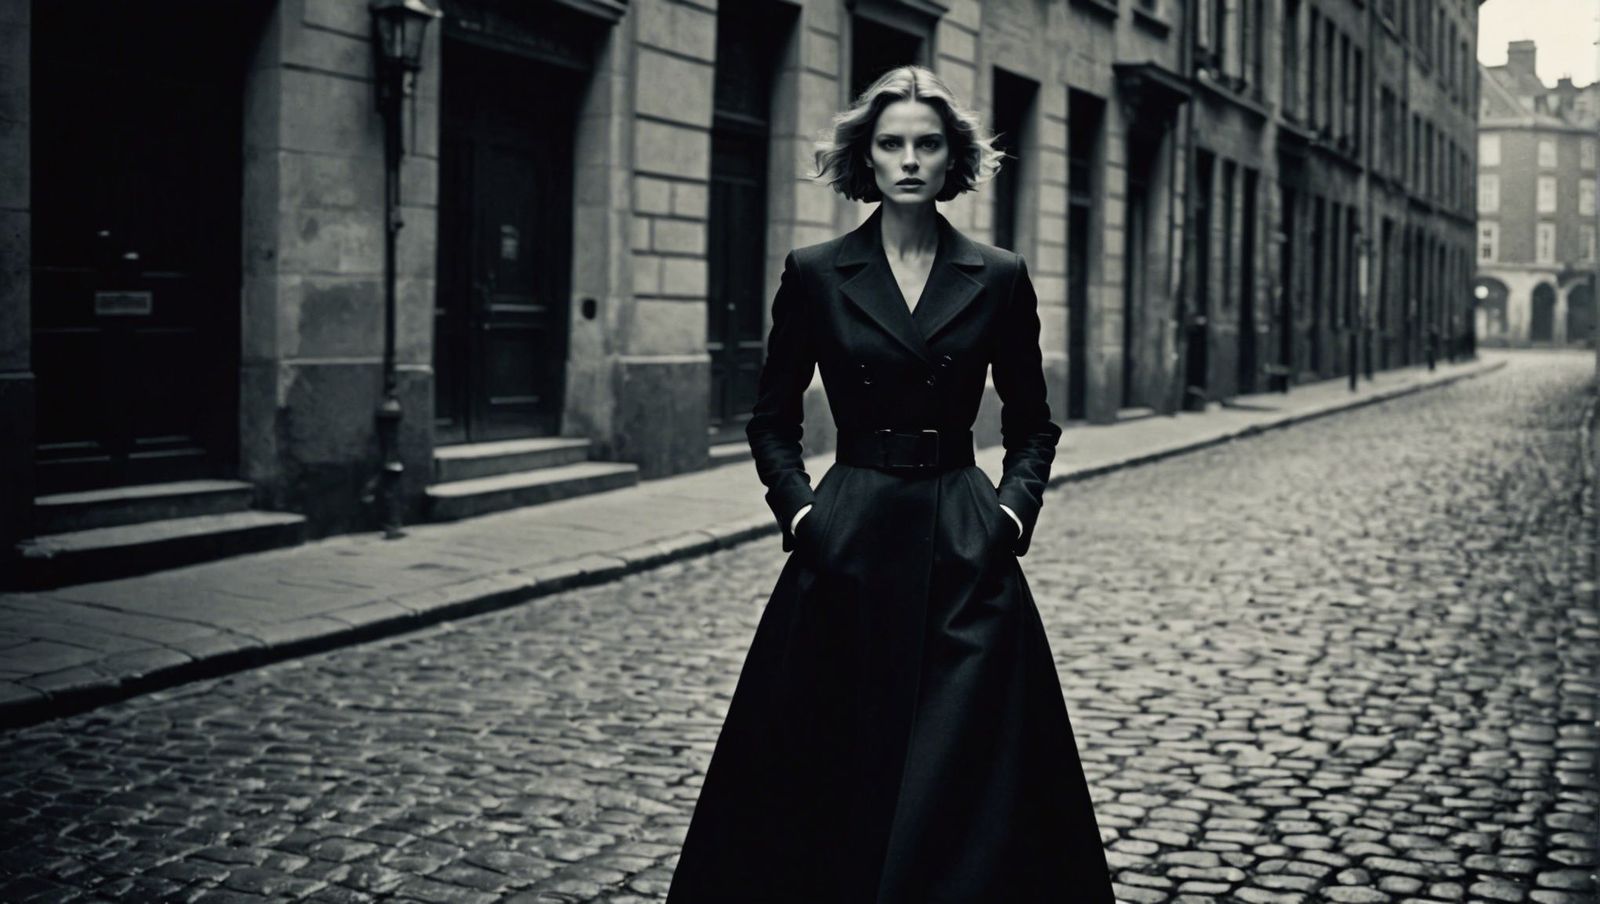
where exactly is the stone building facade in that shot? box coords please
[0,0,1481,566]
[1474,41,1600,348]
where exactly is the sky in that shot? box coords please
[1478,0,1599,87]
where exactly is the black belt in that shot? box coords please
[835,428,975,471]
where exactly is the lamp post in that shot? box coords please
[369,0,440,539]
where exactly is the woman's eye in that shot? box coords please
[918,139,942,150]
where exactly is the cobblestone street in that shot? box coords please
[1,350,1595,904]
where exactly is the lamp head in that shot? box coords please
[371,0,440,72]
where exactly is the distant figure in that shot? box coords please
[666,65,1114,903]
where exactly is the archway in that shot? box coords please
[1568,283,1595,348]
[1472,276,1510,340]
[1530,283,1557,343]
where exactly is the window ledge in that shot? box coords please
[1072,0,1120,20]
[1132,6,1172,36]
[1194,70,1270,121]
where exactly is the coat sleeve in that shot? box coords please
[991,253,1063,557]
[746,251,817,552]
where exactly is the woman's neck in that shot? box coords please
[878,201,939,261]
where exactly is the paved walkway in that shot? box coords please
[0,355,1507,728]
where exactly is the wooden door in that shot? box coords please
[1237,169,1259,394]
[1186,152,1214,409]
[708,3,785,442]
[435,42,577,443]
[707,133,770,441]
[1277,186,1296,388]
[30,2,254,492]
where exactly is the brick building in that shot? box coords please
[0,0,1480,580]
[1474,41,1600,348]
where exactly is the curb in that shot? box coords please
[1,359,1505,732]
[1047,360,1507,489]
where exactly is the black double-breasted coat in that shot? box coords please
[666,206,1114,903]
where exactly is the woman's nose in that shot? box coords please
[901,150,918,171]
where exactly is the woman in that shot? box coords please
[666,66,1114,903]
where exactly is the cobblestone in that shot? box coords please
[0,352,1594,902]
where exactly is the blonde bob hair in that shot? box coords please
[814,65,1004,203]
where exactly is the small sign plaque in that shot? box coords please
[94,291,153,316]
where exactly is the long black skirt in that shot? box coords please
[666,462,1114,903]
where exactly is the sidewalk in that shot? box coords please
[0,355,1506,728]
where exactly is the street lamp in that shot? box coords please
[370,0,440,539]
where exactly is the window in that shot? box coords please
[1478,222,1498,263]
[1538,175,1558,213]
[1539,139,1557,168]
[1583,179,1596,217]
[1478,174,1499,213]
[1480,133,1500,167]
[1339,34,1351,141]
[1583,225,1597,262]
[1282,0,1301,117]
[1583,139,1597,170]
[1323,18,1335,134]
[1307,9,1319,126]
[1425,124,1434,198]
[1536,223,1556,263]
[1196,0,1216,53]
[1353,49,1364,152]
[1251,0,1265,92]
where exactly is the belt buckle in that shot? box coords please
[875,428,940,469]
[916,429,940,469]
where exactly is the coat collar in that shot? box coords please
[834,206,987,364]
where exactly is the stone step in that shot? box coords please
[1116,407,1159,424]
[707,441,751,468]
[426,461,640,523]
[434,437,593,483]
[11,511,308,590]
[34,479,256,535]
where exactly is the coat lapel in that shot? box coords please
[835,208,987,363]
[836,209,934,364]
[912,215,986,343]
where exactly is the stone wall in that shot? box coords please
[239,0,439,536]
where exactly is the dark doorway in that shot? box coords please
[1378,218,1393,368]
[434,40,582,444]
[1405,228,1420,364]
[1185,151,1215,409]
[991,69,1038,253]
[1309,196,1325,373]
[1276,185,1296,388]
[1568,284,1595,347]
[30,1,262,493]
[1220,162,1237,389]
[851,16,923,101]
[1530,284,1557,343]
[708,3,789,442]
[1067,91,1104,421]
[1123,127,1160,408]
[1237,169,1259,394]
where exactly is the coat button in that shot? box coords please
[859,363,872,386]
[925,374,938,387]
[939,354,953,369]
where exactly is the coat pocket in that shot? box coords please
[793,464,854,572]
[962,467,1015,560]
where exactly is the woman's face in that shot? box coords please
[867,98,951,206]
